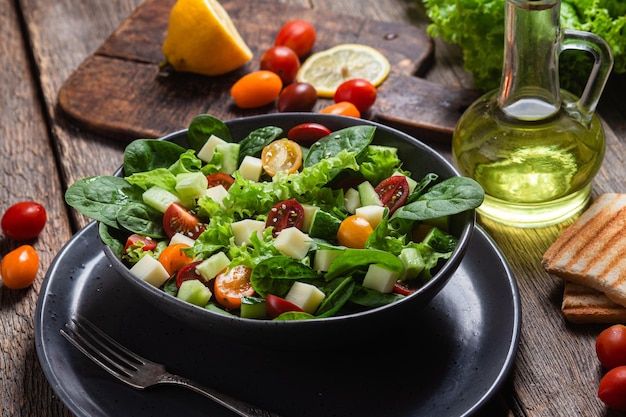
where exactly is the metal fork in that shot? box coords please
[60,315,281,417]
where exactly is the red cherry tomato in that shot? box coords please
[124,233,157,252]
[266,198,305,237]
[260,46,300,85]
[266,293,304,318]
[596,324,626,369]
[230,71,283,109]
[319,101,360,118]
[287,122,331,146]
[1,201,47,240]
[213,265,255,309]
[598,366,626,412]
[176,260,205,288]
[393,282,416,296]
[375,176,410,214]
[163,202,206,239]
[277,82,317,112]
[334,78,377,113]
[274,20,316,58]
[206,173,234,190]
[1,245,39,289]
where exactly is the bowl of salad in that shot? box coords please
[66,113,484,349]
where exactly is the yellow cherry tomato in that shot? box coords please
[158,243,194,275]
[261,138,303,176]
[337,215,373,249]
[1,245,39,289]
[230,70,283,108]
[319,101,361,118]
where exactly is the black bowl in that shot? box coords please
[103,113,475,350]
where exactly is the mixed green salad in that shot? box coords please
[65,115,484,320]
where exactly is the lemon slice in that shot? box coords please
[162,0,253,76]
[296,44,391,97]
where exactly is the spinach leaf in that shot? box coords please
[123,139,187,175]
[315,277,355,317]
[187,114,232,151]
[98,222,125,259]
[304,125,375,168]
[237,126,283,165]
[349,286,404,308]
[65,176,144,229]
[393,177,484,221]
[250,256,319,297]
[406,173,439,204]
[324,249,404,281]
[117,202,166,238]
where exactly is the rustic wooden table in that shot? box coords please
[2,0,626,415]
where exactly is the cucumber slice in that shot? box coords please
[308,210,341,241]
[214,143,240,175]
[399,247,425,280]
[175,172,208,200]
[422,227,458,252]
[358,181,382,207]
[142,186,181,213]
[177,279,212,306]
[240,296,267,319]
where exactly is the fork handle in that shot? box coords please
[159,373,283,417]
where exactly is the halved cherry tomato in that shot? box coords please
[213,265,254,309]
[124,233,157,252]
[277,82,317,112]
[158,243,194,276]
[598,366,626,411]
[334,78,377,113]
[206,173,234,190]
[1,245,39,289]
[176,260,205,288]
[230,71,283,109]
[266,198,305,237]
[337,215,373,249]
[266,293,304,319]
[163,202,206,239]
[260,46,300,85]
[274,20,316,58]
[287,122,331,146]
[597,324,626,370]
[261,138,302,177]
[319,101,360,118]
[1,201,47,241]
[393,282,416,296]
[375,176,410,214]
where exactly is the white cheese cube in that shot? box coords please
[231,219,266,246]
[169,232,196,247]
[313,249,343,273]
[130,255,170,287]
[355,205,386,229]
[362,264,400,293]
[239,155,263,182]
[196,252,231,281]
[197,135,227,163]
[273,227,313,259]
[205,184,229,208]
[285,281,326,314]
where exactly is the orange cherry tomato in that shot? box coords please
[1,245,39,289]
[230,70,283,109]
[261,138,303,176]
[213,265,255,309]
[319,101,361,118]
[158,243,194,275]
[337,215,373,249]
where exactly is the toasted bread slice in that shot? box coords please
[543,193,626,308]
[561,281,626,324]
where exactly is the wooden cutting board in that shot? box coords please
[57,0,480,142]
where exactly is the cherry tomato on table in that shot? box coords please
[266,198,305,237]
[1,201,47,240]
[337,215,373,249]
[213,265,254,309]
[266,293,304,319]
[260,46,300,85]
[230,70,283,109]
[375,176,410,214]
[596,324,626,370]
[277,82,317,112]
[319,101,360,118]
[598,366,626,412]
[206,173,234,190]
[261,138,303,177]
[287,122,331,146]
[1,245,39,289]
[163,202,206,239]
[334,78,377,113]
[158,243,194,276]
[274,20,316,58]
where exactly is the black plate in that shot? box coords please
[35,221,520,417]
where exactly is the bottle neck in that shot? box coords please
[497,0,562,120]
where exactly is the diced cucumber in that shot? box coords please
[285,281,326,314]
[197,135,227,162]
[177,279,212,306]
[313,249,343,273]
[214,143,240,175]
[142,186,181,213]
[129,254,170,287]
[344,188,361,214]
[355,205,386,229]
[239,155,263,182]
[422,227,458,252]
[399,247,425,280]
[196,251,231,281]
[301,204,319,234]
[231,219,265,246]
[175,172,208,201]
[362,263,400,293]
[358,181,382,207]
[240,296,267,319]
[308,210,341,241]
[274,227,313,259]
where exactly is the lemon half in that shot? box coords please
[162,0,253,76]
[296,44,391,97]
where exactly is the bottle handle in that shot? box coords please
[560,29,613,117]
